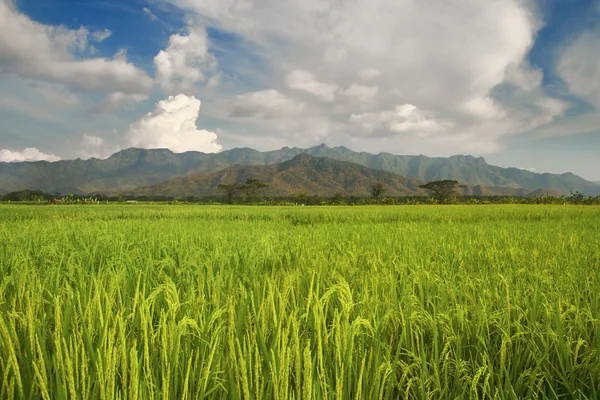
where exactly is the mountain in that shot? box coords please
[129,154,562,198]
[130,154,425,197]
[1,144,599,195]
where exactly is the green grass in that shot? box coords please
[1,205,599,399]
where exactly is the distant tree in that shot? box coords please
[418,180,465,204]
[116,193,126,203]
[295,191,310,205]
[570,190,585,205]
[218,184,242,204]
[371,181,386,199]
[332,191,346,205]
[242,178,269,202]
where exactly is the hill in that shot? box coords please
[130,154,424,197]
[129,154,561,198]
[1,144,598,195]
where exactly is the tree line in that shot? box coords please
[3,180,600,205]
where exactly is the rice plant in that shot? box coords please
[0,205,599,399]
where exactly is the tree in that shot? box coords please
[242,178,269,202]
[371,181,386,199]
[570,190,585,205]
[294,191,311,205]
[332,191,346,205]
[218,184,242,204]
[418,180,465,204]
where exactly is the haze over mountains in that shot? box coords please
[0,144,598,196]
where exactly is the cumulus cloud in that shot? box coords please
[73,134,118,159]
[350,104,448,135]
[124,94,222,153]
[162,0,568,154]
[285,70,338,101]
[460,97,506,120]
[154,25,217,93]
[0,147,60,162]
[230,90,304,118]
[0,0,152,102]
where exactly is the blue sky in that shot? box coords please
[1,0,599,181]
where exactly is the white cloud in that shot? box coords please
[504,62,543,92]
[285,70,338,102]
[460,97,506,120]
[0,0,152,102]
[342,84,379,102]
[350,104,448,135]
[143,7,158,21]
[28,81,80,107]
[154,25,217,93]
[0,147,60,162]
[230,89,304,118]
[557,29,600,106]
[81,134,104,148]
[516,167,536,172]
[91,29,112,43]
[74,134,118,159]
[97,92,148,111]
[161,0,567,154]
[124,94,222,153]
[359,68,381,80]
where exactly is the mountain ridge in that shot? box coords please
[129,154,563,198]
[0,144,598,195]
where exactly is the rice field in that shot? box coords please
[1,205,599,399]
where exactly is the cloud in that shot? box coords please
[124,94,222,153]
[342,84,379,102]
[0,0,152,102]
[460,97,506,120]
[27,81,80,108]
[143,7,158,21]
[516,167,536,172]
[285,70,338,102]
[154,24,217,93]
[161,0,568,155]
[91,29,112,43]
[96,92,148,111]
[74,134,119,159]
[350,104,448,136]
[557,29,600,106]
[230,90,304,118]
[0,147,60,162]
[359,68,381,80]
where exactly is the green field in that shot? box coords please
[1,205,599,399]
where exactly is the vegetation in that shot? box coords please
[2,145,599,196]
[371,181,386,199]
[418,180,466,204]
[3,189,600,206]
[218,183,242,204]
[131,154,424,199]
[1,205,599,398]
[0,190,54,202]
[217,179,270,204]
[241,178,269,201]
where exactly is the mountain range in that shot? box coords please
[0,144,598,196]
[130,154,564,198]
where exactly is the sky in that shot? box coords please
[0,0,599,181]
